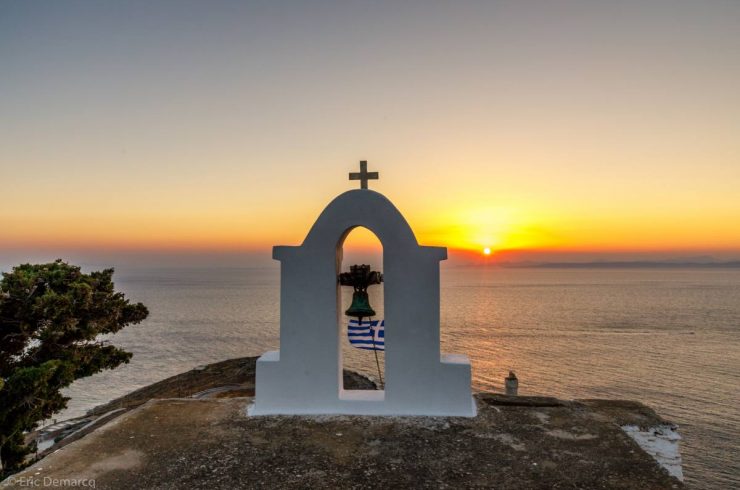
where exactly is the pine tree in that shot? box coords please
[0,260,148,474]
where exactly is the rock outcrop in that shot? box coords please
[3,359,683,489]
[6,400,682,488]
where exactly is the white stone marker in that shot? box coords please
[250,162,475,416]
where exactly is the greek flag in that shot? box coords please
[347,319,385,351]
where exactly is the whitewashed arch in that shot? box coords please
[251,190,475,416]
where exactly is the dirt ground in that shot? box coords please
[3,394,682,489]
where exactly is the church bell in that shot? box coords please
[339,264,383,319]
[345,290,376,318]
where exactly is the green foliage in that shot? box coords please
[0,260,148,473]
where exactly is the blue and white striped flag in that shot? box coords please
[347,319,385,351]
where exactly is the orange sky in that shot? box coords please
[1,2,739,265]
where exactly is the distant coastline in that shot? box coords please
[489,261,740,269]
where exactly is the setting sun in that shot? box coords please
[483,247,491,256]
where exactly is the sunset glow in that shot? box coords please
[1,2,739,266]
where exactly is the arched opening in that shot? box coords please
[337,226,385,393]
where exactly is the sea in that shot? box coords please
[50,266,738,489]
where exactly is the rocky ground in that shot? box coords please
[28,356,375,456]
[3,358,684,489]
[87,356,376,415]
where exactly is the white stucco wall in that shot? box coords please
[250,190,475,416]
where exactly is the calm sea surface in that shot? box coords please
[57,266,739,489]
